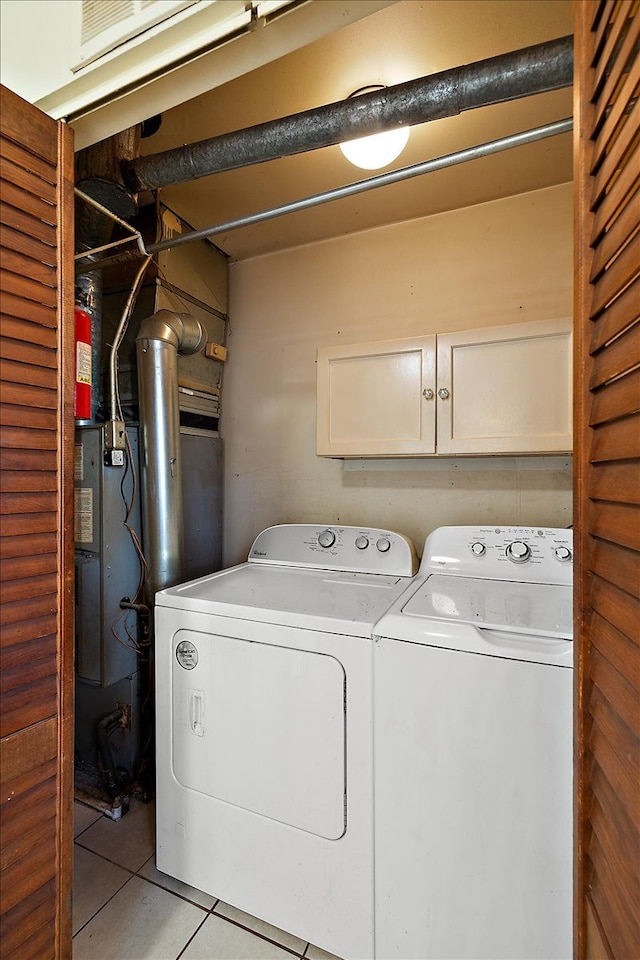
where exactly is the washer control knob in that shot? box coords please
[470,542,486,557]
[506,540,531,563]
[355,536,369,550]
[318,529,336,548]
[376,537,391,553]
[554,545,572,562]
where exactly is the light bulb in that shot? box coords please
[339,126,409,170]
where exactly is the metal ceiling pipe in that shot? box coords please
[136,311,206,599]
[124,35,573,192]
[78,116,572,273]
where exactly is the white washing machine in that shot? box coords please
[373,525,573,960]
[155,523,418,960]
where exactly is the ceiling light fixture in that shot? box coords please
[339,84,410,170]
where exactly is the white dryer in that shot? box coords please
[373,525,573,960]
[155,523,418,960]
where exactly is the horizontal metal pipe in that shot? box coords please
[150,117,574,253]
[76,117,573,273]
[124,35,573,192]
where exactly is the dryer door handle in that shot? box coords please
[190,689,205,736]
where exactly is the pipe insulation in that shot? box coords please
[136,311,206,599]
[78,116,572,272]
[124,35,573,192]
[149,117,573,254]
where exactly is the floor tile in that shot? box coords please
[73,846,131,935]
[305,945,343,960]
[76,797,155,872]
[181,913,297,960]
[72,875,206,960]
[74,801,102,838]
[214,901,306,954]
[138,854,217,910]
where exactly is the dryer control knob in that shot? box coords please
[554,545,572,562]
[506,540,531,563]
[376,537,391,553]
[470,542,486,556]
[318,529,336,548]
[355,536,369,550]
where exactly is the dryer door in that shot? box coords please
[171,629,346,839]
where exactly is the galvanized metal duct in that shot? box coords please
[123,35,573,192]
[136,311,206,599]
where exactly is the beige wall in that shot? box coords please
[222,183,573,565]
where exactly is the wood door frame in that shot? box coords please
[55,116,75,958]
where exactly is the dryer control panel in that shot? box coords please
[420,525,573,585]
[248,524,418,576]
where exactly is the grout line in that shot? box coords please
[72,872,136,940]
[175,910,210,960]
[208,910,306,957]
[133,852,218,913]
[131,869,213,913]
[74,839,137,875]
[73,821,100,841]
[73,838,318,958]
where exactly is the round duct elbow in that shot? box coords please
[136,310,206,355]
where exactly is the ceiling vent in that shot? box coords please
[73,0,198,71]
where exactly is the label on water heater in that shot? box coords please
[76,341,92,385]
[74,488,93,544]
[74,443,83,482]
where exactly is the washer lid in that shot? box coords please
[156,562,413,636]
[402,574,573,640]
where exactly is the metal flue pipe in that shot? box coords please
[124,35,573,192]
[136,311,206,599]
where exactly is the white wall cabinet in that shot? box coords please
[317,318,572,458]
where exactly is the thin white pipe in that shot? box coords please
[109,256,152,423]
[74,187,149,257]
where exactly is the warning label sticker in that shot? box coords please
[76,341,92,385]
[74,443,83,482]
[74,487,93,544]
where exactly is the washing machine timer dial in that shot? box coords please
[506,540,531,563]
[318,529,336,548]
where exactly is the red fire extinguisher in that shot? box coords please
[74,302,92,421]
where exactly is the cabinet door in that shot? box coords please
[317,336,436,457]
[436,318,572,455]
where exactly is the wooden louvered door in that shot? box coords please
[573,2,640,958]
[0,86,74,958]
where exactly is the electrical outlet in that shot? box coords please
[105,449,125,467]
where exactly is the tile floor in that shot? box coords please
[73,799,342,960]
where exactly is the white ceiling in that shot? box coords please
[139,0,574,261]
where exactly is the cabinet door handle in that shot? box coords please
[422,388,434,400]
[438,388,450,400]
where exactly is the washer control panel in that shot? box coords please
[249,524,418,576]
[421,526,573,585]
